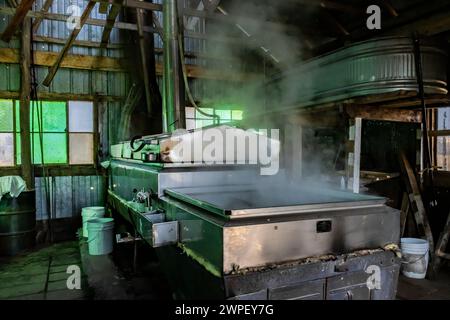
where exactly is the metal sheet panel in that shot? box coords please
[35,175,104,220]
[270,36,448,109]
[222,206,400,273]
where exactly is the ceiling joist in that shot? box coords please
[1,0,36,43]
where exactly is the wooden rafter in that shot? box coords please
[1,0,36,43]
[99,2,109,14]
[32,0,54,34]
[100,0,123,48]
[6,0,18,8]
[136,8,153,115]
[43,1,96,87]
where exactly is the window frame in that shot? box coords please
[0,98,97,169]
[185,106,243,130]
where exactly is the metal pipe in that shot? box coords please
[163,0,184,132]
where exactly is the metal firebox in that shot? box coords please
[108,127,401,300]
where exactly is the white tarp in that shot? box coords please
[0,176,27,202]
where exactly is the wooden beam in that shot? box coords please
[0,48,126,71]
[0,90,124,101]
[32,0,53,34]
[100,0,122,48]
[1,0,36,43]
[93,0,162,11]
[6,0,18,8]
[19,17,34,189]
[0,48,258,81]
[346,105,423,123]
[99,2,109,14]
[43,1,96,87]
[429,130,450,137]
[136,8,153,116]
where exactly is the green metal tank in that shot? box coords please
[0,190,36,256]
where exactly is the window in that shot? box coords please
[185,106,243,130]
[436,107,450,171]
[0,99,94,167]
[0,99,15,166]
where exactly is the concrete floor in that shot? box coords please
[0,241,90,300]
[397,266,450,300]
[1,241,449,300]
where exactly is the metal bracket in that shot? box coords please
[152,221,179,247]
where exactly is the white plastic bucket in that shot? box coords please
[400,238,429,279]
[81,207,105,238]
[87,218,114,255]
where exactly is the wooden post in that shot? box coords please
[19,18,34,189]
[136,8,153,116]
[353,117,362,193]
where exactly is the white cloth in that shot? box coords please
[0,176,27,202]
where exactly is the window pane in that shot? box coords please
[15,133,21,165]
[197,119,214,128]
[69,133,94,164]
[232,110,243,120]
[196,108,214,119]
[15,101,20,132]
[31,101,67,132]
[216,110,231,120]
[43,101,67,132]
[186,119,196,130]
[0,99,13,132]
[0,133,14,166]
[28,133,67,164]
[437,136,450,171]
[185,107,195,119]
[437,107,450,130]
[69,101,93,133]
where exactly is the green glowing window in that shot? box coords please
[185,106,243,130]
[0,99,94,167]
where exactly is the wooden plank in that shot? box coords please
[100,0,122,48]
[6,0,18,8]
[400,192,410,237]
[136,8,152,116]
[43,1,96,87]
[0,48,126,71]
[346,105,422,123]
[32,0,53,34]
[99,2,109,14]
[19,17,34,189]
[1,0,36,43]
[0,90,124,101]
[428,130,450,137]
[0,48,257,81]
[93,0,161,11]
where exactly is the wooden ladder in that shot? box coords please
[432,210,450,271]
[399,153,436,278]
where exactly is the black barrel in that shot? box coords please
[0,190,36,256]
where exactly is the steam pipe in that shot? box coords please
[163,0,185,132]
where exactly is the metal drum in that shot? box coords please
[0,190,36,256]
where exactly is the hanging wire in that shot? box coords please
[29,21,53,243]
[176,21,220,125]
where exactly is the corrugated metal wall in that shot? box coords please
[0,0,128,220]
[35,176,105,220]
